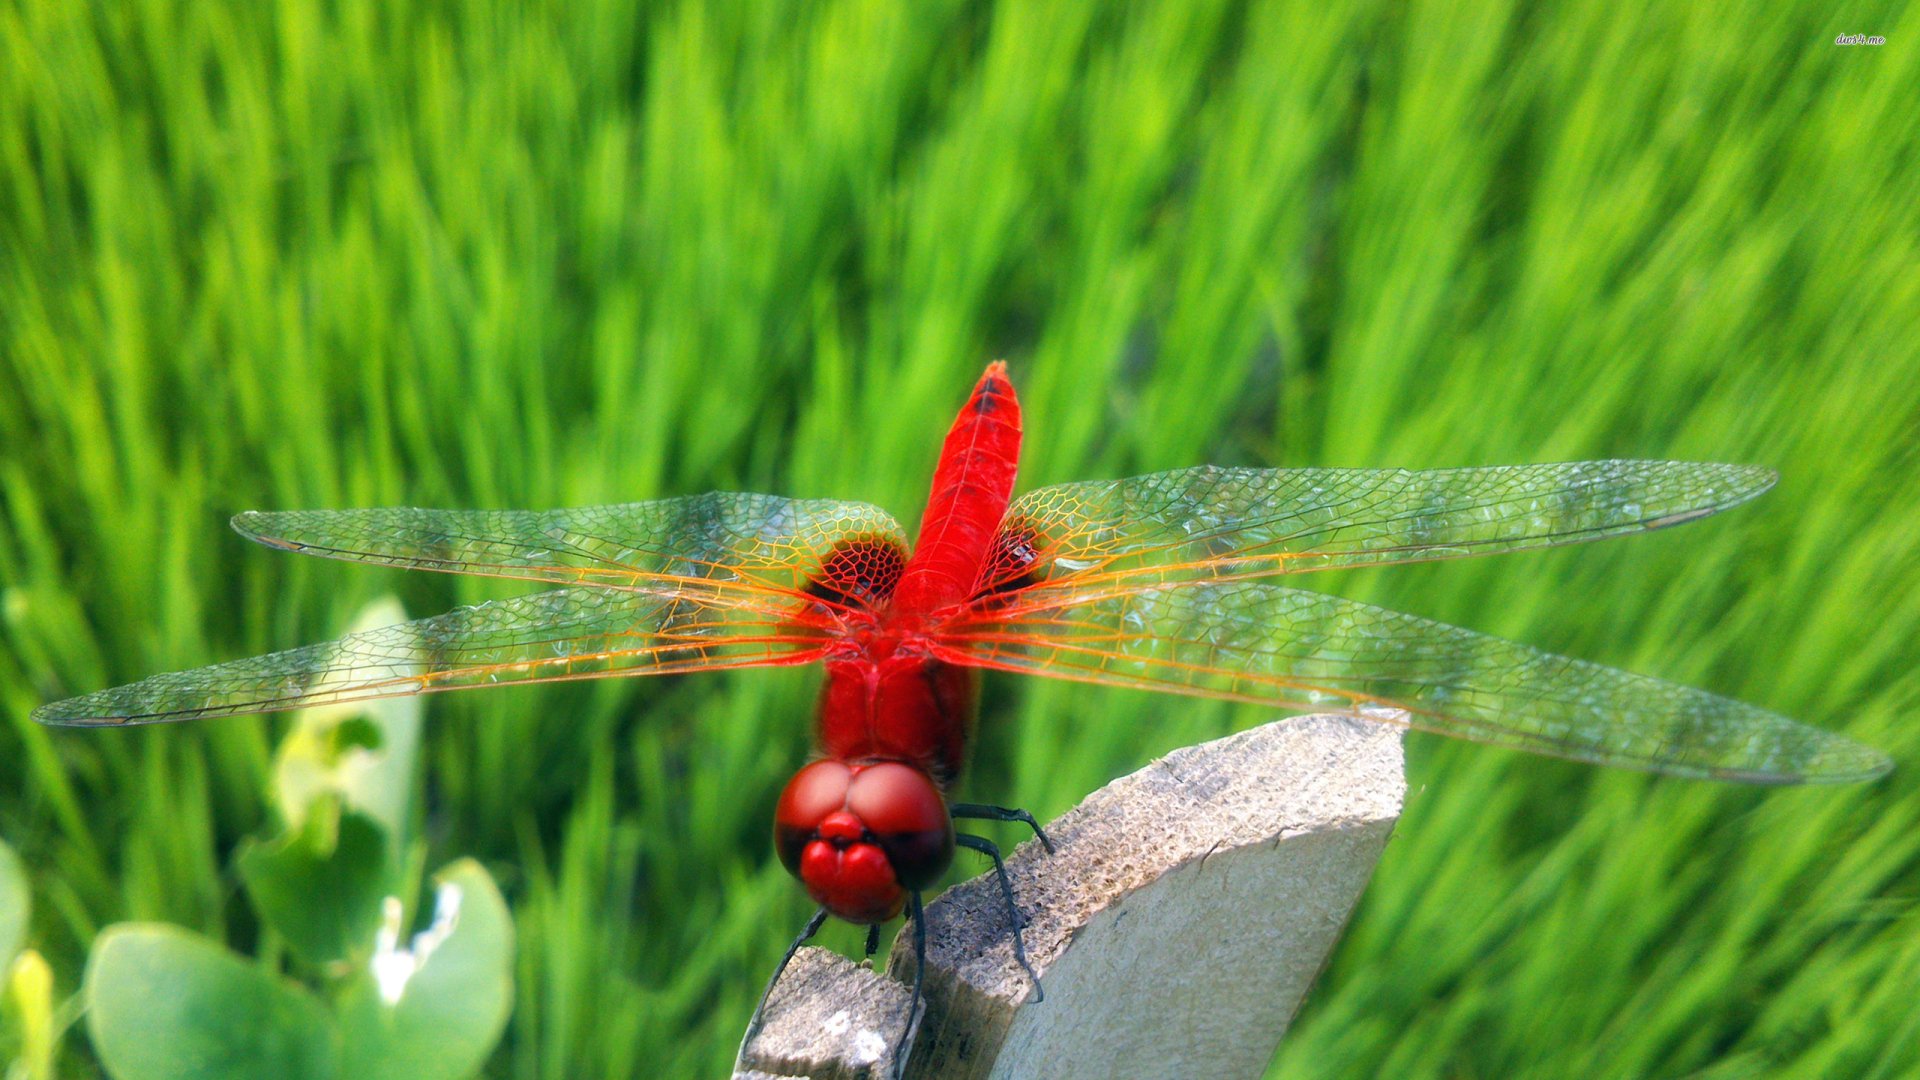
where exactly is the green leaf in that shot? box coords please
[85,925,337,1080]
[337,860,514,1080]
[239,806,391,970]
[0,839,25,969]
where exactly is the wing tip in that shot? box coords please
[1727,462,1780,501]
[231,510,303,551]
[31,700,134,728]
[1716,731,1893,786]
[1806,743,1895,785]
[1634,462,1778,530]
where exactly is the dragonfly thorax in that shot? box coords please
[816,648,978,785]
[773,760,955,924]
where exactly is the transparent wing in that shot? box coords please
[937,582,1890,784]
[33,587,828,727]
[982,462,1775,593]
[233,493,909,601]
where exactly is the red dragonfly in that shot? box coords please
[36,362,1890,1057]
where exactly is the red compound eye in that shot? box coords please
[774,760,852,877]
[847,763,954,892]
[772,760,954,924]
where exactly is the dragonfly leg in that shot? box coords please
[862,922,881,967]
[740,907,829,1057]
[950,802,1056,853]
[956,833,1045,1002]
[894,892,927,1080]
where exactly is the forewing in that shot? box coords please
[937,582,1889,783]
[233,493,908,600]
[987,462,1774,592]
[33,587,827,726]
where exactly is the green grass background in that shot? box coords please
[3,0,1917,1075]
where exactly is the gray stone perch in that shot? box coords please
[734,712,1407,1079]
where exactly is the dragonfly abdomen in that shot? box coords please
[891,362,1023,615]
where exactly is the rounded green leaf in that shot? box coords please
[85,924,336,1080]
[239,807,391,970]
[0,839,25,969]
[338,860,513,1080]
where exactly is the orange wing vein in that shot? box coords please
[33,587,828,727]
[232,493,908,601]
[983,461,1775,594]
[936,581,1890,783]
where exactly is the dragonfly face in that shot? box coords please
[774,759,955,924]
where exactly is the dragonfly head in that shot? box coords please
[774,760,954,924]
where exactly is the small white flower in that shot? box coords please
[371,883,464,1005]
